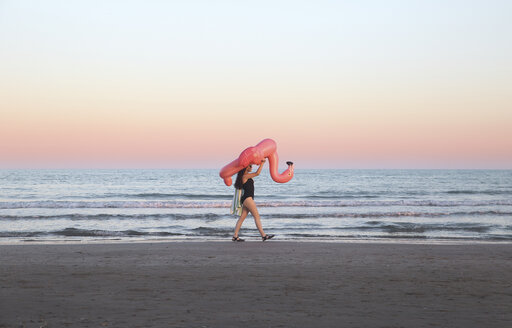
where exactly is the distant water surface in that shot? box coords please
[1,169,511,243]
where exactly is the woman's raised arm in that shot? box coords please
[244,159,266,179]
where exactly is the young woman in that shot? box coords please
[232,159,275,242]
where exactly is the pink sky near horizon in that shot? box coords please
[1,1,511,169]
[2,90,511,169]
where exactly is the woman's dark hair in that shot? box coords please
[234,167,246,189]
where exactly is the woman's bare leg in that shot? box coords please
[242,197,266,237]
[233,206,249,237]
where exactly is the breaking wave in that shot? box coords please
[2,199,512,209]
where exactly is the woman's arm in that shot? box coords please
[244,159,266,179]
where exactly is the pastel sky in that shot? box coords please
[1,0,511,169]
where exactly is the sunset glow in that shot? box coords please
[1,1,511,169]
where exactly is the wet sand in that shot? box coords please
[1,241,511,328]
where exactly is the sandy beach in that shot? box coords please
[1,241,511,328]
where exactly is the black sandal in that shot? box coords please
[262,234,275,242]
[232,236,245,242]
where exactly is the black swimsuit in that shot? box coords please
[240,178,254,205]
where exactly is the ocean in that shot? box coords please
[1,169,511,243]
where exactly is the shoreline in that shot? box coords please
[1,237,511,246]
[1,241,511,327]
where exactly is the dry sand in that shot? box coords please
[1,241,511,328]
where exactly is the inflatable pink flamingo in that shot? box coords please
[219,138,294,186]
